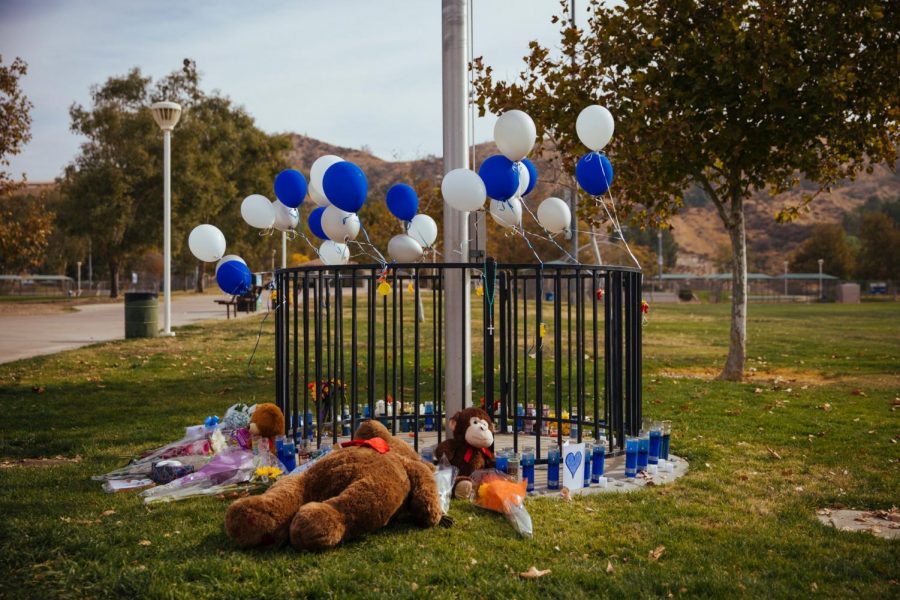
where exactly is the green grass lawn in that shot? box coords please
[1,302,898,598]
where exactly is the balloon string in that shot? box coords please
[520,200,578,263]
[596,164,641,269]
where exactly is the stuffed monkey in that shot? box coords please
[433,407,495,499]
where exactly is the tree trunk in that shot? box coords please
[719,198,747,381]
[109,259,119,299]
[196,261,205,293]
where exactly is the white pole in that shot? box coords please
[818,258,824,301]
[282,231,288,269]
[77,261,82,297]
[442,0,471,424]
[163,129,173,336]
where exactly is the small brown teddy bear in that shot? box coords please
[433,407,495,499]
[248,403,285,438]
[225,420,443,551]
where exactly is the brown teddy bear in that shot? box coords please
[433,407,496,499]
[225,420,444,551]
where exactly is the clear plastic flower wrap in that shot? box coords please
[468,469,533,538]
[435,457,458,515]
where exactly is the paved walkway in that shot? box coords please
[0,294,261,364]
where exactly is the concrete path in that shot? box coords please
[0,294,262,365]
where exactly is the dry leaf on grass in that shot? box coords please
[519,566,551,579]
[138,540,152,546]
[766,446,783,460]
[649,545,666,561]
[101,510,116,517]
[606,560,615,574]
[817,403,832,412]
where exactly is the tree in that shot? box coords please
[0,56,32,197]
[790,224,855,278]
[60,61,288,297]
[0,191,54,273]
[473,0,900,379]
[856,211,899,281]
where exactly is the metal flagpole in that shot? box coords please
[442,0,471,424]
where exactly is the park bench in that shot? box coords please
[215,285,263,319]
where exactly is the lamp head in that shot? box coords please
[150,101,182,131]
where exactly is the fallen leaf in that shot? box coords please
[851,389,867,397]
[817,403,832,412]
[101,510,116,517]
[32,386,45,394]
[410,582,419,592]
[606,560,615,574]
[811,582,818,592]
[470,558,477,566]
[519,566,551,579]
[766,446,783,460]
[138,540,152,546]
[649,545,666,561]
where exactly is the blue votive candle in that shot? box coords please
[648,423,661,466]
[638,432,649,471]
[660,420,671,461]
[495,450,509,474]
[625,436,639,478]
[547,447,560,490]
[591,439,606,482]
[522,447,535,493]
[583,442,592,487]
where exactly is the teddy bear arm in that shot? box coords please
[433,440,456,464]
[402,458,444,528]
[225,474,305,547]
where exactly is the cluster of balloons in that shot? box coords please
[383,183,439,263]
[440,109,540,233]
[574,105,615,197]
[304,155,369,265]
[438,106,617,238]
[187,224,252,295]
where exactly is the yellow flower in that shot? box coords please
[255,466,283,479]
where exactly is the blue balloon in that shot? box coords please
[522,158,538,196]
[478,155,519,201]
[576,152,614,196]
[386,183,419,221]
[274,169,308,209]
[322,161,368,213]
[216,260,252,295]
[308,206,329,240]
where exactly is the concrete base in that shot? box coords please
[816,508,900,539]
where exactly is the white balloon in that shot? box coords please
[407,214,438,248]
[441,168,487,212]
[537,196,571,234]
[188,224,226,262]
[216,254,246,274]
[308,182,331,207]
[318,240,350,266]
[489,198,523,229]
[241,194,276,229]
[310,155,344,200]
[494,110,536,161]
[273,200,300,232]
[515,162,530,197]
[388,234,424,263]
[576,105,615,151]
[321,204,360,242]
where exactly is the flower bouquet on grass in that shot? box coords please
[468,469,533,538]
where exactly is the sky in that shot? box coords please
[0,0,570,182]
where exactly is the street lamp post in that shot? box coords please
[76,261,82,297]
[150,101,182,337]
[817,258,824,301]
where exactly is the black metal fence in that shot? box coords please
[274,261,643,460]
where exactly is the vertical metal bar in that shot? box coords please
[292,271,299,440]
[315,271,324,446]
[368,269,376,418]
[393,270,399,435]
[625,271,642,437]
[275,271,283,416]
[302,274,310,444]
[498,270,508,432]
[566,270,573,418]
[414,268,421,451]
[436,268,444,445]
[351,270,358,437]
[512,269,519,441]
[534,269,543,457]
[334,269,342,444]
[554,271,563,450]
[576,268,585,442]
[592,270,600,441]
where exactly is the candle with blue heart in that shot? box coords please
[562,442,586,491]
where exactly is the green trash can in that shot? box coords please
[124,292,159,338]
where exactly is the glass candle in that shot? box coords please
[495,449,509,473]
[506,453,521,482]
[591,438,606,482]
[424,401,434,432]
[522,447,536,493]
[516,404,525,432]
[583,442,592,487]
[660,420,671,461]
[648,422,661,465]
[419,445,434,463]
[625,436,639,478]
[638,431,650,471]
[547,446,560,490]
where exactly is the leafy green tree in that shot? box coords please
[0,191,54,273]
[0,55,32,197]
[473,0,900,379]
[790,224,855,278]
[60,61,288,297]
[856,211,899,281]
